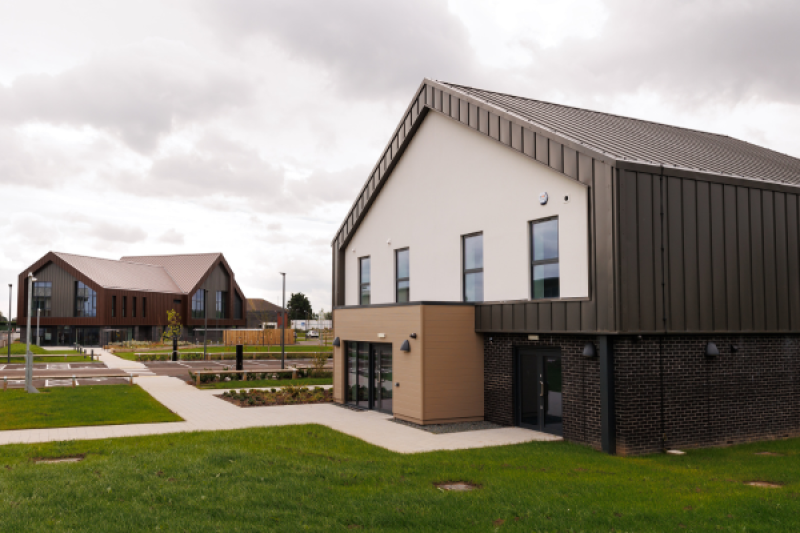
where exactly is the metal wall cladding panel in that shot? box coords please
[762,191,779,330]
[502,304,513,331]
[578,152,593,186]
[737,187,754,330]
[511,123,523,152]
[513,303,525,331]
[535,133,548,164]
[724,185,741,329]
[563,146,577,179]
[468,103,479,129]
[525,303,539,330]
[710,183,728,329]
[450,95,460,120]
[566,301,581,330]
[619,171,641,331]
[774,193,791,329]
[696,181,714,331]
[549,140,563,172]
[651,176,665,331]
[491,305,502,328]
[787,196,800,329]
[459,99,469,125]
[479,108,489,135]
[538,302,552,331]
[749,190,766,330]
[481,305,492,330]
[594,162,615,331]
[488,112,500,140]
[34,262,78,318]
[442,92,451,116]
[666,177,685,330]
[551,302,566,331]
[634,173,657,331]
[681,179,700,330]
[434,88,443,111]
[523,128,535,157]
[499,117,511,145]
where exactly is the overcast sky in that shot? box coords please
[2,0,799,317]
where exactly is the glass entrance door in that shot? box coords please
[345,341,393,414]
[516,348,563,436]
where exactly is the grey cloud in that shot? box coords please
[158,228,185,245]
[0,39,253,152]
[199,0,475,98]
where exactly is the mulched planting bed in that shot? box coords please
[217,386,333,407]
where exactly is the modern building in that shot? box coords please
[245,298,287,329]
[331,78,800,455]
[18,252,247,346]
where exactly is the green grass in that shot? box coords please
[0,385,182,430]
[199,377,333,389]
[113,345,331,361]
[4,356,96,364]
[5,344,80,356]
[0,427,798,532]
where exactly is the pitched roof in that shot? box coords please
[439,81,800,186]
[119,253,221,294]
[53,252,182,294]
[246,298,285,313]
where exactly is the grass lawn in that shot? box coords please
[114,345,331,361]
[199,377,333,389]
[0,385,182,431]
[4,356,96,364]
[5,344,81,356]
[0,427,798,532]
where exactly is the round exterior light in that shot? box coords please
[582,342,596,358]
[705,342,719,357]
[539,192,549,205]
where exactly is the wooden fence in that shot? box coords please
[223,329,295,346]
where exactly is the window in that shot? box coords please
[132,297,137,318]
[75,282,97,317]
[33,281,53,317]
[395,248,409,303]
[359,257,371,305]
[531,217,559,299]
[142,297,147,318]
[191,289,205,319]
[122,296,127,318]
[216,291,227,319]
[463,233,484,302]
[234,293,243,320]
[112,296,117,318]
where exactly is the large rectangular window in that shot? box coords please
[359,257,371,305]
[191,289,205,319]
[395,248,409,303]
[463,233,483,302]
[142,297,147,318]
[112,295,116,318]
[132,297,137,318]
[122,296,127,318]
[33,281,52,317]
[216,291,227,319]
[75,282,97,318]
[531,218,559,299]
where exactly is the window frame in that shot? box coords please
[394,248,410,303]
[216,291,227,319]
[191,289,205,319]
[462,232,484,302]
[112,295,117,318]
[529,216,560,300]
[32,281,53,317]
[122,296,127,318]
[359,256,371,306]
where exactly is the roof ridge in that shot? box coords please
[54,251,164,269]
[121,252,221,258]
[436,80,735,141]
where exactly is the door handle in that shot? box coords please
[540,381,544,396]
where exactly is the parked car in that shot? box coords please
[307,330,319,338]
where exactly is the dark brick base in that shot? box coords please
[485,333,800,456]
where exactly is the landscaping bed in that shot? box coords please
[189,368,331,386]
[199,377,332,390]
[217,386,332,407]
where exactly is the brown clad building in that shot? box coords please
[18,252,246,346]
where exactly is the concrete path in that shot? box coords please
[0,348,562,453]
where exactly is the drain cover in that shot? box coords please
[435,482,479,492]
[35,456,84,464]
[746,481,782,488]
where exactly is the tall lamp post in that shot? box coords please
[7,283,11,364]
[280,272,285,370]
[203,289,208,361]
[25,273,39,393]
[37,308,41,347]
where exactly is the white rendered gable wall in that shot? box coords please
[345,111,590,305]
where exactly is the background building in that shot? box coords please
[18,252,246,346]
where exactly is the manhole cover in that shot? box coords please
[35,456,84,465]
[435,482,479,491]
[746,481,782,488]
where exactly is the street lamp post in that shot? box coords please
[25,273,39,394]
[280,272,285,370]
[37,308,41,347]
[7,284,11,364]
[203,289,208,361]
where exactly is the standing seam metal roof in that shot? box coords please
[53,253,182,294]
[119,253,221,294]
[439,81,800,185]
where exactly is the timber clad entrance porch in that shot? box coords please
[345,342,393,414]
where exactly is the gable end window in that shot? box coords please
[132,297,137,318]
[122,296,127,318]
[112,295,117,318]
[395,248,409,303]
[531,217,559,299]
[216,291,227,319]
[33,281,53,317]
[463,233,483,302]
[143,297,147,318]
[192,289,205,319]
[359,257,371,305]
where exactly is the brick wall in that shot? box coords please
[485,333,800,456]
[484,333,602,449]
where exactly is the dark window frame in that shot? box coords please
[122,296,127,318]
[530,216,560,300]
[32,281,53,317]
[112,295,116,318]
[216,291,227,319]
[191,289,205,319]
[462,232,484,302]
[359,256,371,306]
[142,297,147,318]
[395,248,409,303]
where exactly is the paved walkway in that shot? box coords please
[0,348,561,453]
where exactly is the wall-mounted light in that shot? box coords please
[582,342,597,358]
[409,333,417,339]
[705,341,719,358]
[731,345,739,353]
[400,340,410,352]
[333,337,340,347]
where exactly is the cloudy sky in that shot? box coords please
[2,0,799,317]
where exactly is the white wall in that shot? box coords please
[345,111,589,305]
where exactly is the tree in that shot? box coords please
[161,309,183,342]
[287,292,312,321]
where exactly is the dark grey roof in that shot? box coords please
[440,81,800,186]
